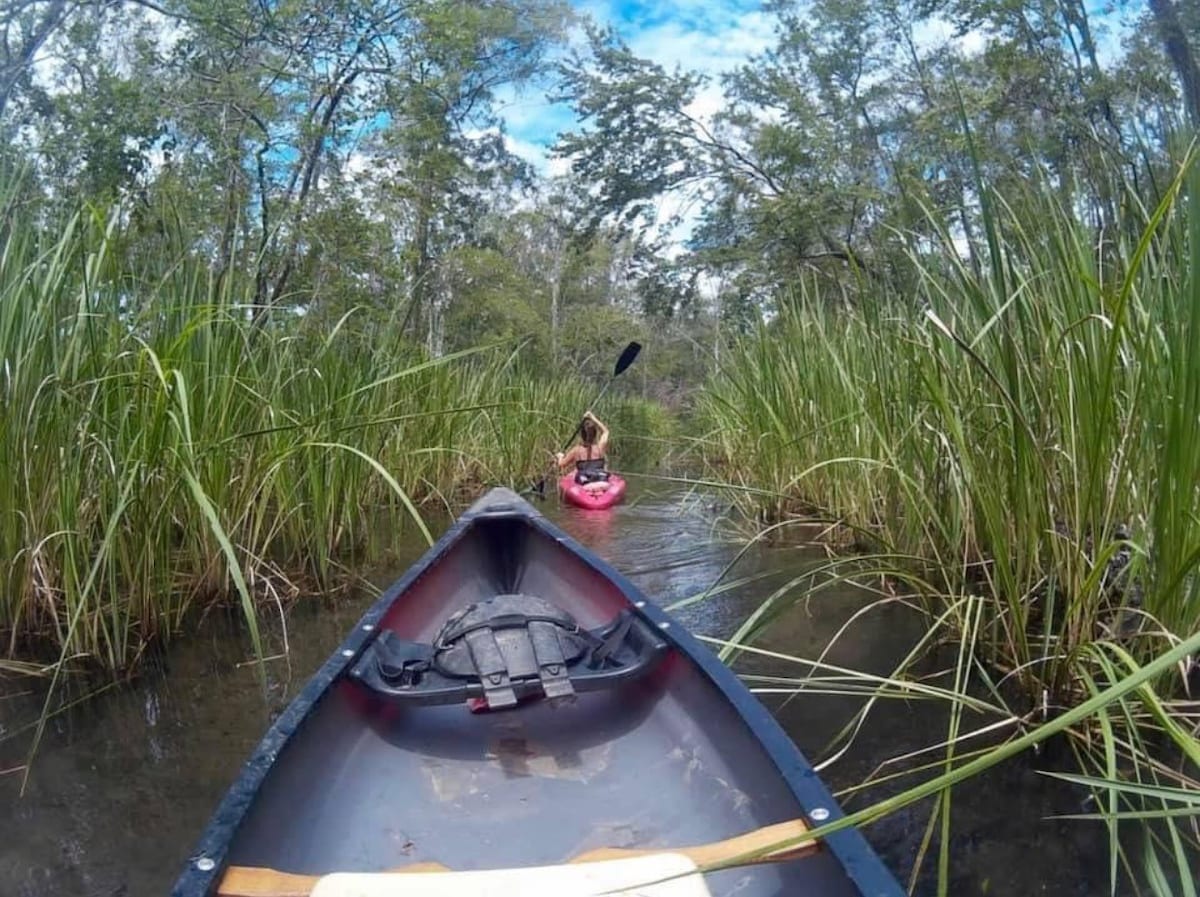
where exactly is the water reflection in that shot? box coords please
[556,504,617,555]
[0,484,1109,896]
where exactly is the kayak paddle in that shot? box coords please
[531,341,642,497]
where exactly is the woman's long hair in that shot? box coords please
[579,418,599,448]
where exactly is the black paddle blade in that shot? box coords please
[613,341,642,377]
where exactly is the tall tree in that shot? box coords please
[1148,0,1200,129]
[0,0,72,121]
[372,0,571,348]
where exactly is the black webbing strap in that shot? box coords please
[437,613,577,647]
[528,620,575,701]
[463,628,518,708]
[588,611,635,668]
[354,600,667,709]
[375,632,432,686]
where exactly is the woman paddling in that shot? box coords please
[555,411,611,492]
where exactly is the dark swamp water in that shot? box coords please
[1,483,1114,896]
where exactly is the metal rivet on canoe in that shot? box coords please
[341,649,354,658]
[635,601,646,608]
[658,621,670,629]
[195,857,215,872]
[362,623,374,631]
[810,807,830,822]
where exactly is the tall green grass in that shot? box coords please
[0,196,665,673]
[699,157,1200,890]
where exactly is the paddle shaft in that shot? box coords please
[217,817,815,897]
[558,341,641,454]
[557,374,618,455]
[533,341,641,494]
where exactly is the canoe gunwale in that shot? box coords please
[171,497,489,897]
[171,489,902,897]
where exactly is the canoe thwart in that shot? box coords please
[349,596,668,710]
[311,854,709,896]
[572,817,817,867]
[217,817,817,897]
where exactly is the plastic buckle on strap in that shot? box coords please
[379,658,428,687]
[589,612,634,668]
[529,621,576,703]
[375,631,433,687]
[464,628,518,709]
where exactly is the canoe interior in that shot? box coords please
[221,513,869,896]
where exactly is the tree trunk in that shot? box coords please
[216,143,242,285]
[401,182,434,339]
[893,12,982,278]
[1149,0,1200,130]
[427,285,443,357]
[549,247,563,364]
[0,0,69,119]
[712,279,723,365]
[254,74,356,326]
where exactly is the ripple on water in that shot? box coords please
[0,484,1112,896]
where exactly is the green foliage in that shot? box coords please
[553,23,706,233]
[1,0,577,333]
[556,304,646,374]
[441,247,547,358]
[554,0,1188,319]
[699,156,1200,892]
[0,194,664,672]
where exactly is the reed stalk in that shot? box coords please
[698,148,1200,891]
[0,192,667,673]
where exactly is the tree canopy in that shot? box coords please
[0,0,1195,400]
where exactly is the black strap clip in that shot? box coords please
[464,627,518,709]
[529,620,576,703]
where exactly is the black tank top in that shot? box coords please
[575,443,605,472]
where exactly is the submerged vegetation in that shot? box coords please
[0,196,668,673]
[698,162,1200,890]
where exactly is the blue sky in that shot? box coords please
[495,0,1137,176]
[495,0,777,174]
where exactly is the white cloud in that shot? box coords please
[344,150,372,178]
[685,82,727,125]
[490,0,777,249]
[654,190,705,259]
[624,10,775,79]
[504,134,552,172]
[1095,9,1137,68]
[548,157,573,179]
[31,6,188,95]
[497,1,776,155]
[910,14,988,57]
[457,124,562,179]
[493,83,578,142]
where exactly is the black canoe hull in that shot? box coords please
[173,488,902,897]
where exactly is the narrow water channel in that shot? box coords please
[1,484,1110,895]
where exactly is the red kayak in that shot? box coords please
[559,473,626,510]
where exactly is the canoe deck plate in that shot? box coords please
[350,595,668,710]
